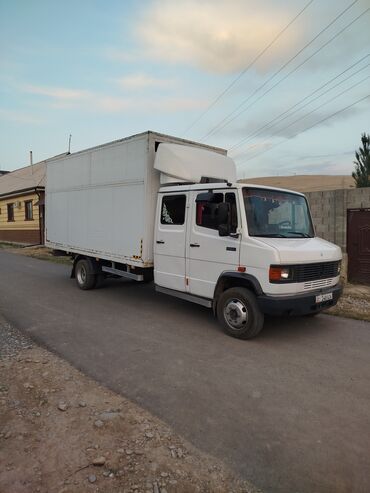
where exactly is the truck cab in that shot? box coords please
[153,165,342,339]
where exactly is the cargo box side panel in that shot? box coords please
[46,136,148,264]
[46,189,69,245]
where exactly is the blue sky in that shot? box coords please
[0,0,369,177]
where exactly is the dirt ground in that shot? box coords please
[0,317,257,493]
[327,283,370,322]
[0,243,71,265]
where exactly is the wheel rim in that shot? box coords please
[224,298,248,330]
[77,264,87,285]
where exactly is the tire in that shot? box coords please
[75,259,97,290]
[217,287,264,339]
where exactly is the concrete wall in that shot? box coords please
[306,187,370,251]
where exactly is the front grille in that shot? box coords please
[303,278,333,290]
[294,261,339,282]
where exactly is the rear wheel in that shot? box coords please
[217,287,264,339]
[75,259,98,290]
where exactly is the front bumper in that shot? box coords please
[257,283,342,316]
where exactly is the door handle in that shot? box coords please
[226,246,236,251]
[156,240,165,244]
[190,243,200,247]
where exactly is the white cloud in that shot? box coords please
[115,73,174,90]
[134,0,299,74]
[19,83,205,114]
[22,84,91,101]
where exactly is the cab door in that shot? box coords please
[154,192,188,291]
[186,189,241,299]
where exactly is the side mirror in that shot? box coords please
[218,223,230,237]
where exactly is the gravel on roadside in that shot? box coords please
[0,315,33,359]
[0,315,258,493]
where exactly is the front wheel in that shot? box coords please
[217,287,264,339]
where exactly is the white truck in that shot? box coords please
[45,131,342,339]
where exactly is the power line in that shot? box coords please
[182,0,316,134]
[236,93,370,166]
[246,73,370,149]
[230,54,370,151]
[204,3,368,139]
[201,0,363,140]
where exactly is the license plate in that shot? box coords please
[316,292,333,304]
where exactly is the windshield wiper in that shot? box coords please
[286,231,311,238]
[253,233,287,238]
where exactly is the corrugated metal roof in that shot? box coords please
[0,162,46,197]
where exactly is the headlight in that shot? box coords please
[269,266,293,282]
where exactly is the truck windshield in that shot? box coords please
[243,188,314,238]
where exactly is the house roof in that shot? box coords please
[0,153,69,198]
[0,161,46,198]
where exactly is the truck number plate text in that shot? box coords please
[315,292,333,304]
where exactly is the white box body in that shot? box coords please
[45,131,226,267]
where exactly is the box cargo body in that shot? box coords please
[45,131,226,267]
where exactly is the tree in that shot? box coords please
[352,133,370,188]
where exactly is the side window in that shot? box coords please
[196,192,238,232]
[25,200,33,220]
[161,195,186,225]
[7,203,14,222]
[196,193,223,230]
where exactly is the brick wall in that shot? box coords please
[306,188,370,251]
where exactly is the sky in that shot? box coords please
[0,0,369,178]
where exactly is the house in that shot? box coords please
[0,162,46,244]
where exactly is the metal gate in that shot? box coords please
[347,209,370,285]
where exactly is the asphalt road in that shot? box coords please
[1,250,369,493]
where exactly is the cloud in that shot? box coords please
[115,73,174,90]
[19,83,205,114]
[95,95,205,113]
[0,108,43,124]
[22,84,91,101]
[134,0,299,74]
[297,150,354,161]
[231,100,369,145]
